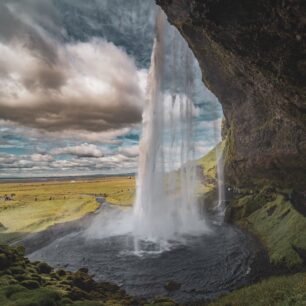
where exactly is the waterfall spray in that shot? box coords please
[132,8,209,246]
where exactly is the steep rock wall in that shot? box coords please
[156,0,306,190]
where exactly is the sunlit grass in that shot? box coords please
[0,146,218,244]
[0,176,135,242]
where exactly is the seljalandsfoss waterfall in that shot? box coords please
[24,7,261,304]
[133,9,209,246]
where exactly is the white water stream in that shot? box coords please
[132,9,210,246]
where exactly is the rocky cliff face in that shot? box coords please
[156,0,306,190]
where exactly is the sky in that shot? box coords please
[0,0,223,178]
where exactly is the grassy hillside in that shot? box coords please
[229,188,306,270]
[208,272,306,306]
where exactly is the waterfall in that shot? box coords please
[132,8,209,246]
[213,120,226,222]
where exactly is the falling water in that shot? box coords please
[213,120,226,222]
[132,9,209,246]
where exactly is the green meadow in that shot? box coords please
[0,176,135,243]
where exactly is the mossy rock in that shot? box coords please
[61,297,73,304]
[164,281,181,292]
[15,245,25,257]
[68,287,91,301]
[13,274,29,282]
[10,266,26,275]
[56,269,66,277]
[37,262,52,274]
[0,254,9,270]
[145,299,176,306]
[231,190,306,269]
[21,279,41,289]
[72,272,95,291]
[0,274,18,286]
[77,268,88,274]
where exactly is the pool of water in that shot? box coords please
[26,206,259,303]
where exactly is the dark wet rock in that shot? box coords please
[292,245,306,264]
[78,267,89,274]
[13,274,28,282]
[0,254,9,270]
[156,0,306,191]
[164,280,181,292]
[72,271,96,291]
[56,269,66,277]
[68,286,91,300]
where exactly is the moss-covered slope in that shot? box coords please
[0,244,176,306]
[208,272,306,306]
[230,189,306,270]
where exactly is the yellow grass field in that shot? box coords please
[0,176,135,243]
[0,147,218,244]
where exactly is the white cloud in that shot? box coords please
[0,120,135,145]
[0,24,145,132]
[31,153,53,162]
[51,143,104,158]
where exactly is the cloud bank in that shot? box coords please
[0,40,144,132]
[0,1,145,133]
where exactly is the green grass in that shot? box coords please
[0,285,61,306]
[0,177,135,243]
[247,194,306,269]
[196,142,224,194]
[0,148,219,243]
[232,192,306,269]
[209,272,306,306]
[0,144,219,244]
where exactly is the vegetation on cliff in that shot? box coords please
[208,272,306,306]
[230,189,306,270]
[156,0,306,190]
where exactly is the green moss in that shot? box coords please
[209,272,306,306]
[197,142,224,194]
[21,279,41,289]
[223,123,236,171]
[0,285,61,306]
[145,299,177,306]
[0,244,147,305]
[247,194,306,269]
[232,191,306,269]
[37,262,52,274]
